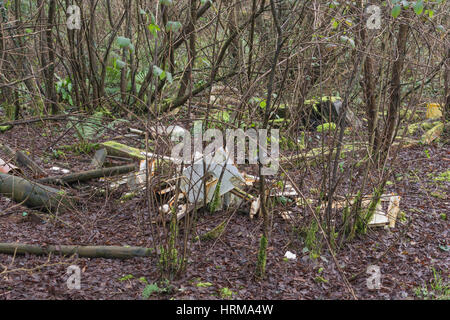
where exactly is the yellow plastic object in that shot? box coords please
[426,103,442,119]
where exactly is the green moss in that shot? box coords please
[194,220,227,242]
[256,235,268,279]
[100,140,146,160]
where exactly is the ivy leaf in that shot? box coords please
[152,65,164,78]
[391,5,402,18]
[413,0,424,15]
[115,59,126,69]
[117,36,132,49]
[166,21,182,32]
[148,23,160,37]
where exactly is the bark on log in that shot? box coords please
[0,173,73,212]
[38,164,137,185]
[0,243,153,259]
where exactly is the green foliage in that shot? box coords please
[142,283,160,299]
[68,111,127,142]
[357,186,384,235]
[195,220,226,242]
[317,122,336,133]
[415,268,449,300]
[60,142,99,155]
[55,76,73,106]
[314,276,329,284]
[196,282,213,288]
[219,287,235,299]
[434,170,450,182]
[305,218,321,255]
[391,5,402,18]
[413,0,424,15]
[118,274,134,281]
[208,181,222,213]
[166,21,182,32]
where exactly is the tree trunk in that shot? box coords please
[382,22,409,155]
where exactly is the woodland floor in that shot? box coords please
[0,118,448,300]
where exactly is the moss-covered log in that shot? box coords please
[0,173,73,212]
[100,141,147,160]
[0,243,153,259]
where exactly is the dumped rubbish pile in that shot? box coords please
[0,122,403,231]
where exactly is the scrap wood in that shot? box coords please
[0,243,153,259]
[387,195,401,228]
[0,172,74,212]
[38,164,137,185]
[250,196,261,219]
[330,194,401,227]
[1,143,47,177]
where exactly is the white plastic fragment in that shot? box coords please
[284,251,297,260]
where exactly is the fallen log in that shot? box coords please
[0,143,47,177]
[0,173,73,212]
[38,163,137,185]
[0,243,153,259]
